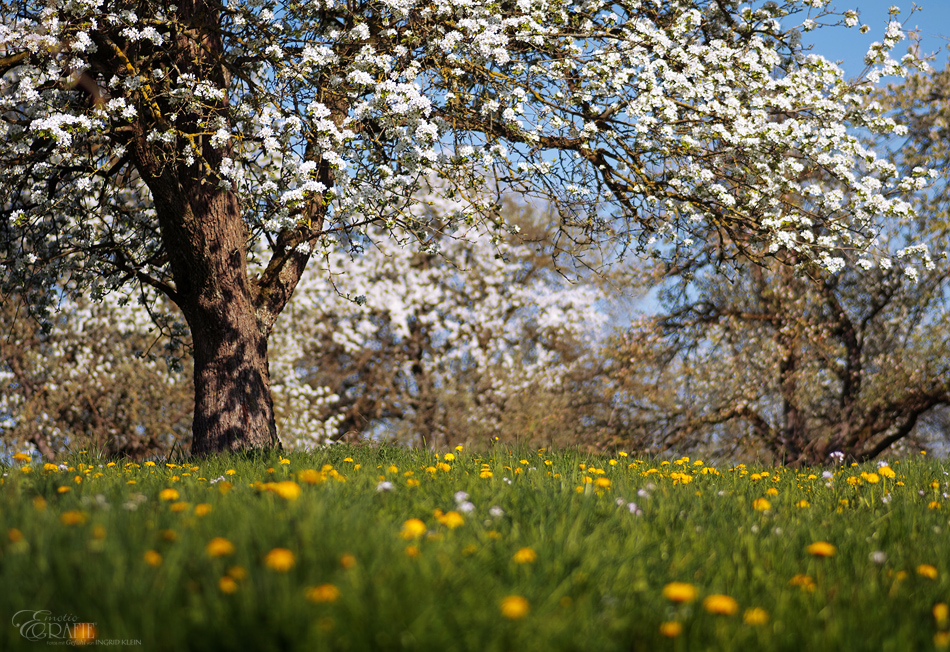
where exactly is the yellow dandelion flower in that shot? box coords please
[206,537,235,557]
[158,488,180,501]
[57,486,71,494]
[306,584,340,603]
[928,501,942,510]
[144,461,156,467]
[225,469,236,476]
[219,577,238,594]
[594,477,612,489]
[69,623,97,646]
[796,500,811,508]
[806,541,836,557]
[406,478,420,487]
[223,566,245,581]
[917,564,939,580]
[264,480,301,500]
[865,472,880,484]
[404,545,420,558]
[143,550,162,567]
[279,457,291,465]
[752,498,771,512]
[936,632,950,649]
[264,548,295,572]
[195,503,212,517]
[500,595,530,620]
[703,594,739,616]
[8,528,24,543]
[879,466,896,478]
[438,511,465,529]
[662,582,698,604]
[60,511,86,526]
[479,470,493,478]
[658,621,683,637]
[512,547,538,564]
[847,476,862,486]
[170,501,190,512]
[401,518,427,539]
[298,469,325,484]
[443,453,455,461]
[33,496,47,511]
[743,607,769,625]
[934,603,949,626]
[12,453,31,463]
[789,574,816,591]
[340,554,357,570]
[162,529,178,541]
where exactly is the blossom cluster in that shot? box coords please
[0,0,936,316]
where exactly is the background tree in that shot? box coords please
[607,56,950,465]
[0,0,931,453]
[273,195,622,449]
[0,290,194,458]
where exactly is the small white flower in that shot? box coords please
[489,506,504,518]
[376,481,394,492]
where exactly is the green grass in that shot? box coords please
[1,446,948,651]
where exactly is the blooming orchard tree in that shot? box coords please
[0,289,194,458]
[606,57,950,465]
[272,197,611,448]
[0,0,932,452]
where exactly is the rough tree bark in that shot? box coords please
[94,0,333,453]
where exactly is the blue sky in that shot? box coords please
[804,1,949,76]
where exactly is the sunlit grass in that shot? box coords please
[1,447,948,651]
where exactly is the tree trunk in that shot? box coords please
[189,296,279,454]
[115,0,328,454]
[133,159,283,454]
[169,181,281,454]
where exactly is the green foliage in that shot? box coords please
[1,446,948,650]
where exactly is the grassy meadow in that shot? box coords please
[1,445,949,651]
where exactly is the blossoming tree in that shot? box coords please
[0,0,931,452]
[606,56,950,464]
[272,198,612,449]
